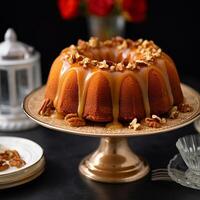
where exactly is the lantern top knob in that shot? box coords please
[0,28,34,60]
[5,28,17,42]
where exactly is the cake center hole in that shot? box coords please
[80,48,126,65]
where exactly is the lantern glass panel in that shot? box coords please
[16,69,28,105]
[33,62,41,88]
[0,69,9,106]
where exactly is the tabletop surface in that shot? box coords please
[0,77,200,200]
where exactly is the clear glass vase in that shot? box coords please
[88,15,125,40]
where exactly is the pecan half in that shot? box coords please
[64,113,86,127]
[64,113,78,120]
[145,115,166,128]
[145,118,161,128]
[38,99,54,116]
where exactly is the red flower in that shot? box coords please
[122,0,147,22]
[87,0,114,16]
[58,0,80,19]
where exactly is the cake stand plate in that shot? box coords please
[23,84,200,183]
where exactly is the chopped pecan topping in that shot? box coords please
[88,37,100,48]
[0,150,26,171]
[135,59,148,67]
[110,65,116,71]
[126,63,136,70]
[0,161,9,171]
[126,39,134,47]
[169,106,179,119]
[116,63,124,71]
[75,53,84,62]
[63,46,84,64]
[69,45,76,50]
[77,39,88,50]
[103,40,113,47]
[91,60,98,66]
[9,158,26,168]
[99,60,109,69]
[136,38,143,45]
[128,118,141,130]
[112,36,124,43]
[66,54,76,64]
[79,57,90,68]
[105,60,115,67]
[1,150,19,160]
[62,37,162,72]
[117,40,128,50]
[121,58,128,66]
[135,39,162,65]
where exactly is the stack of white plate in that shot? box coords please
[0,136,45,189]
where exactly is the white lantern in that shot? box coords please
[0,28,42,131]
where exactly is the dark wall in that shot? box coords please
[0,0,199,82]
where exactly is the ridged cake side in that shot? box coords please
[39,37,184,127]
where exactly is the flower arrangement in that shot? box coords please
[58,0,147,23]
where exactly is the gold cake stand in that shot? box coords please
[23,84,200,183]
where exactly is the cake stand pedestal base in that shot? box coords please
[79,137,149,183]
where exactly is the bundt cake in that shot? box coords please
[39,37,184,128]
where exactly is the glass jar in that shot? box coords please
[88,15,125,40]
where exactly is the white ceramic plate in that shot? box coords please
[0,167,44,190]
[0,136,43,176]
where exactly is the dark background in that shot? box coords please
[0,1,200,199]
[0,0,199,84]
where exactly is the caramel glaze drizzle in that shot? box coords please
[51,62,174,128]
[47,39,175,128]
